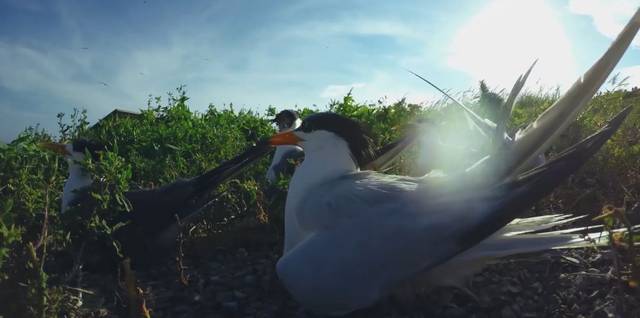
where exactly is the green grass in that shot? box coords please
[0,85,638,317]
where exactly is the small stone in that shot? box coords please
[216,291,233,303]
[531,282,542,293]
[244,275,257,284]
[234,290,247,299]
[236,248,249,258]
[173,305,190,314]
[501,306,517,318]
[503,281,521,293]
[222,301,239,312]
[443,307,466,318]
[511,304,521,315]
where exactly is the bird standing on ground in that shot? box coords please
[40,137,272,269]
[266,110,304,184]
[266,108,424,181]
[40,139,104,213]
[269,7,640,315]
[41,109,425,269]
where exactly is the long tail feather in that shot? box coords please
[455,106,632,261]
[463,223,640,262]
[192,139,272,196]
[421,219,636,289]
[407,69,497,137]
[364,123,422,171]
[504,8,640,177]
[496,60,537,144]
[502,214,588,236]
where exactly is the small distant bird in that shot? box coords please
[99,81,109,87]
[266,110,304,184]
[81,47,89,50]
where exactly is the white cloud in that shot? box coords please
[568,0,639,46]
[447,0,578,90]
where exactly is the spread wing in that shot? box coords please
[277,106,631,315]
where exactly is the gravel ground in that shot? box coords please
[75,222,640,318]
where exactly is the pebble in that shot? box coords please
[216,291,233,303]
[234,290,247,300]
[244,274,257,284]
[443,307,467,318]
[501,306,517,318]
[236,248,249,258]
[73,230,640,317]
[222,301,239,312]
[172,305,191,314]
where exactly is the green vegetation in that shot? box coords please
[0,85,638,317]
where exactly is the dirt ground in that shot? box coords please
[74,220,640,318]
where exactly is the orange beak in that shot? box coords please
[39,142,71,156]
[269,131,303,146]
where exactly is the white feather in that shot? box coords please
[60,145,92,213]
[504,9,640,177]
[283,131,358,253]
[267,118,303,183]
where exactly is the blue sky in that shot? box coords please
[1,0,639,142]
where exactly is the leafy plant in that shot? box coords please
[0,85,638,317]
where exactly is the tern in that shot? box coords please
[269,7,640,315]
[39,139,104,213]
[41,120,418,268]
[41,138,272,268]
[409,62,547,171]
[266,110,304,184]
[266,108,423,183]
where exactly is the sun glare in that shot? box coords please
[447,0,578,90]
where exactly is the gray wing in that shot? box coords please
[279,170,499,314]
[294,172,424,231]
[503,8,640,177]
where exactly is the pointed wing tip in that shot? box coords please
[607,105,634,129]
[633,7,640,22]
[525,59,538,76]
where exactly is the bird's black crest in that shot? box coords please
[272,109,300,123]
[72,138,107,160]
[297,112,376,167]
